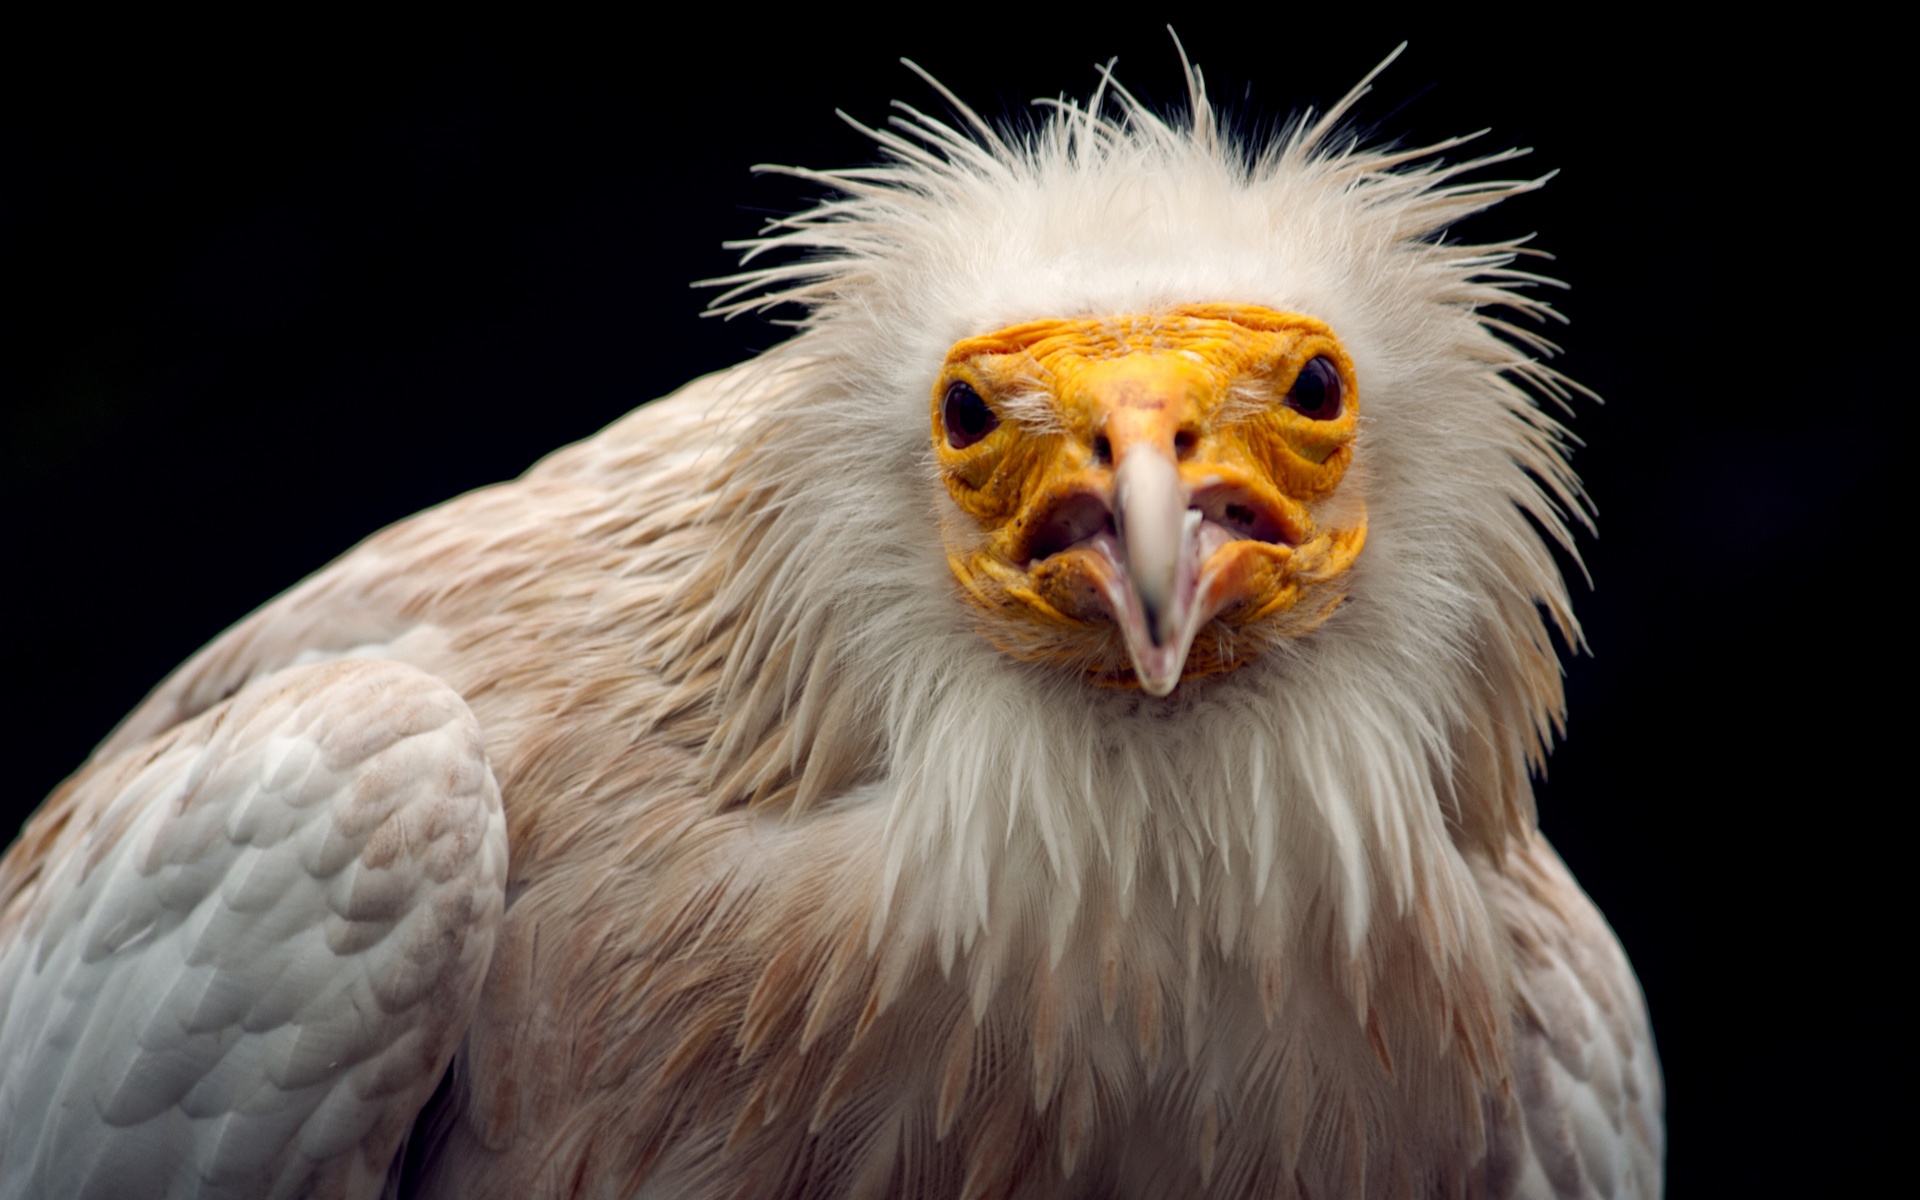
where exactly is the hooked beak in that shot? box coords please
[1108,448,1205,695]
[1068,352,1253,696]
[1042,350,1315,695]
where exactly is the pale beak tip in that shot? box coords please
[1130,643,1186,697]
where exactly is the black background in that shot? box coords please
[1,19,1895,1196]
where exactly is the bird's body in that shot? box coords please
[0,57,1661,1199]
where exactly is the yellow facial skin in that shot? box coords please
[932,303,1367,692]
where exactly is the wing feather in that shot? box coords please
[0,658,507,1200]
[1478,837,1663,1200]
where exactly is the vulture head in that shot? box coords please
[694,50,1581,959]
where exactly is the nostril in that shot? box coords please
[1174,429,1198,460]
[1092,434,1112,466]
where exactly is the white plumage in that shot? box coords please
[0,51,1661,1198]
[1,661,506,1198]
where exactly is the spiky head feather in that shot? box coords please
[685,51,1589,975]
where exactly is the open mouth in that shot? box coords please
[1006,474,1302,695]
[1019,482,1294,568]
[1191,483,1293,546]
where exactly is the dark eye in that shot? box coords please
[1284,356,1344,421]
[942,380,999,449]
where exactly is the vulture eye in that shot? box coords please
[1284,356,1344,421]
[943,381,998,448]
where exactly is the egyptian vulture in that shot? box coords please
[0,50,1662,1200]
